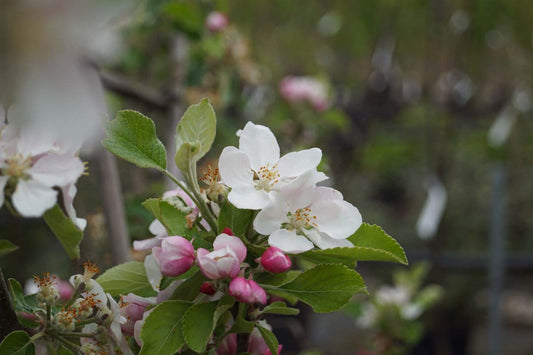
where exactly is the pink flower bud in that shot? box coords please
[200,282,216,295]
[215,333,237,355]
[206,11,229,33]
[260,247,292,273]
[222,227,234,236]
[152,236,195,277]
[197,233,247,279]
[119,293,155,335]
[248,325,283,355]
[229,277,267,304]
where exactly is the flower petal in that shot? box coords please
[311,197,362,240]
[277,170,327,210]
[213,234,247,262]
[133,236,163,251]
[253,198,289,235]
[227,186,270,210]
[12,179,57,217]
[303,229,354,249]
[238,122,279,171]
[144,254,162,292]
[218,146,254,188]
[148,219,167,236]
[268,229,314,254]
[29,154,84,187]
[61,184,86,230]
[277,148,322,178]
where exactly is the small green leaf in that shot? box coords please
[139,301,191,355]
[183,301,218,353]
[0,240,18,256]
[299,223,407,266]
[255,271,300,287]
[103,110,167,171]
[174,142,198,175]
[175,98,216,164]
[264,264,366,313]
[217,201,254,237]
[257,326,279,355]
[260,302,300,316]
[0,331,35,355]
[170,270,206,301]
[43,204,83,259]
[142,198,191,237]
[96,262,157,297]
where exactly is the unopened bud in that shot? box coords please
[260,247,292,273]
[153,236,195,277]
[228,277,267,304]
[200,282,216,295]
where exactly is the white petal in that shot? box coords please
[0,175,9,207]
[277,148,322,178]
[133,236,163,251]
[12,180,57,217]
[227,186,270,210]
[238,122,279,171]
[268,229,314,254]
[303,229,354,250]
[218,146,254,188]
[253,198,289,235]
[314,186,343,201]
[312,198,362,239]
[29,154,84,187]
[144,254,162,291]
[148,219,167,236]
[277,170,327,210]
[60,184,86,230]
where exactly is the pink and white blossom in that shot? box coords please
[218,122,326,210]
[279,76,331,111]
[196,233,247,279]
[119,293,156,335]
[152,236,195,277]
[229,277,267,304]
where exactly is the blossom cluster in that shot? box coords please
[0,109,85,228]
[219,122,362,253]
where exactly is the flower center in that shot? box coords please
[4,154,32,178]
[286,207,317,231]
[253,164,280,192]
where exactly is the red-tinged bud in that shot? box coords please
[200,282,216,295]
[260,247,292,273]
[119,293,155,335]
[228,277,267,304]
[153,236,195,277]
[222,227,234,236]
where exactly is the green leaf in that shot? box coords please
[174,142,199,175]
[43,204,83,259]
[264,264,366,313]
[0,240,18,257]
[255,271,300,287]
[217,202,254,237]
[139,301,191,355]
[229,303,255,334]
[170,270,206,301]
[299,223,407,266]
[103,110,167,171]
[260,302,299,316]
[257,326,279,355]
[183,301,218,353]
[96,262,157,297]
[175,99,216,165]
[0,331,35,355]
[141,199,191,238]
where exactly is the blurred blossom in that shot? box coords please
[433,70,474,105]
[487,106,517,148]
[317,12,342,37]
[512,89,532,112]
[206,11,229,33]
[402,79,422,103]
[1,0,134,150]
[416,176,447,240]
[279,76,331,111]
[486,29,505,50]
[450,10,470,34]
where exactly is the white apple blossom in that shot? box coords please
[254,179,362,253]
[218,122,326,210]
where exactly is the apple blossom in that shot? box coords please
[254,183,362,254]
[119,293,156,335]
[196,233,247,279]
[152,236,195,277]
[218,122,326,210]
[260,246,292,273]
[229,277,267,304]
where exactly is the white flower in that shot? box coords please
[0,120,84,217]
[254,180,362,253]
[218,122,325,210]
[375,286,410,306]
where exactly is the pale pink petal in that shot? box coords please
[277,148,322,178]
[213,234,247,262]
[148,219,167,236]
[144,254,162,291]
[29,154,84,187]
[227,186,270,210]
[238,122,279,171]
[303,229,354,249]
[312,198,362,240]
[61,184,86,230]
[12,180,57,217]
[268,229,314,254]
[133,237,163,251]
[219,146,254,189]
[0,175,9,207]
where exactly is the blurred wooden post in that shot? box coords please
[97,148,131,264]
[488,162,505,355]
